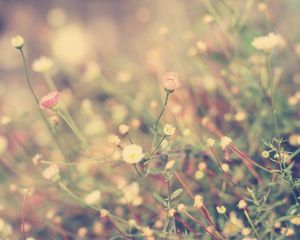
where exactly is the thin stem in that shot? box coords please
[154,92,170,132]
[57,110,89,150]
[19,49,66,160]
[244,210,262,240]
[151,135,167,155]
[265,54,278,138]
[21,194,27,240]
[58,182,100,211]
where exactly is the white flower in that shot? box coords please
[177,203,186,212]
[220,136,232,150]
[165,160,176,170]
[193,195,204,208]
[84,190,101,205]
[206,138,215,147]
[122,144,145,164]
[216,205,226,214]
[237,200,247,209]
[108,134,121,145]
[42,165,60,181]
[100,209,109,218]
[163,124,176,136]
[11,35,24,49]
[32,56,54,73]
[252,33,285,52]
[118,124,130,135]
[119,182,143,206]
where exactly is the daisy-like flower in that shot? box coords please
[216,205,226,214]
[32,56,54,73]
[251,33,285,52]
[11,35,24,49]
[100,209,109,218]
[206,138,215,147]
[118,124,130,135]
[122,144,145,164]
[42,164,60,181]
[108,134,121,146]
[39,91,59,109]
[162,72,180,93]
[220,136,232,150]
[163,124,176,136]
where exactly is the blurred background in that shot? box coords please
[1,0,300,239]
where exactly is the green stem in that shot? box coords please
[154,92,170,132]
[19,49,66,160]
[58,182,100,211]
[57,110,89,150]
[151,135,167,155]
[265,54,278,138]
[244,210,262,240]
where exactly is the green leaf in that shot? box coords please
[153,193,168,207]
[170,188,183,200]
[148,167,164,175]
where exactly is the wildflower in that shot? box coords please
[108,134,121,146]
[168,208,176,217]
[216,205,226,214]
[100,209,109,218]
[241,228,251,236]
[196,41,207,53]
[162,72,180,93]
[223,212,244,237]
[234,111,247,122]
[128,219,137,227]
[288,134,300,146]
[261,150,270,158]
[122,144,145,164]
[221,163,230,173]
[194,170,204,180]
[142,226,154,237]
[32,56,54,73]
[32,154,43,165]
[206,138,215,147]
[280,227,295,237]
[11,35,24,49]
[39,91,59,110]
[165,160,176,170]
[251,33,285,52]
[118,124,130,135]
[42,165,60,182]
[163,124,176,136]
[220,136,232,150]
[290,215,300,225]
[237,200,247,210]
[84,190,101,205]
[177,203,186,212]
[119,182,143,206]
[193,195,203,208]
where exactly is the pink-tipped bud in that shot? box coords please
[39,91,59,109]
[162,72,180,93]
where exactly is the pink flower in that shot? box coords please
[162,72,180,93]
[39,91,59,109]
